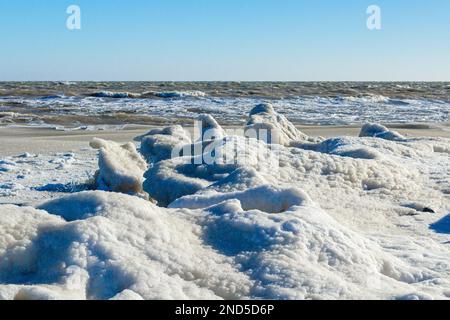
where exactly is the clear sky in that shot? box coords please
[0,0,449,81]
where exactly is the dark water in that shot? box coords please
[1,81,450,100]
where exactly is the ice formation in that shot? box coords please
[245,103,310,145]
[197,114,226,141]
[0,193,251,300]
[89,138,148,198]
[359,123,405,141]
[136,125,192,163]
[0,187,448,299]
[0,105,449,300]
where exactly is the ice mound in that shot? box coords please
[0,192,252,300]
[296,137,383,160]
[0,182,26,197]
[89,138,148,198]
[139,117,233,206]
[136,125,191,163]
[2,110,450,300]
[170,185,313,212]
[0,205,71,299]
[143,135,279,206]
[197,114,226,141]
[359,123,405,141]
[432,142,450,154]
[0,160,16,172]
[201,200,444,299]
[245,103,309,145]
[141,123,447,220]
[2,189,447,300]
[143,156,238,207]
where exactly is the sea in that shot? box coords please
[0,81,449,129]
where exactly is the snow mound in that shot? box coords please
[143,156,238,207]
[294,137,383,160]
[197,114,226,141]
[2,190,447,300]
[245,103,309,145]
[143,135,279,206]
[136,125,191,163]
[0,160,16,172]
[0,192,251,300]
[359,123,405,141]
[2,111,450,300]
[201,200,444,299]
[0,205,71,300]
[89,138,148,198]
[170,185,313,212]
[432,142,450,154]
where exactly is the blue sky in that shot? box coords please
[0,0,449,81]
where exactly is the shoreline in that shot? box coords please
[1,123,449,156]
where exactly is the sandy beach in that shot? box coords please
[1,124,449,156]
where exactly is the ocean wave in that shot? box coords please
[89,91,140,99]
[87,90,207,99]
[0,92,449,127]
[152,90,207,98]
[39,95,66,100]
[344,94,390,103]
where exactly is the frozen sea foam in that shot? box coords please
[136,125,192,163]
[1,188,448,299]
[0,105,449,300]
[245,103,315,146]
[89,138,148,198]
[359,123,405,141]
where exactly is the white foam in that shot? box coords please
[245,103,310,145]
[0,108,449,300]
[153,90,207,98]
[1,94,448,127]
[89,138,148,198]
[360,123,405,141]
[136,125,192,163]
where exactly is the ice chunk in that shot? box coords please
[197,114,226,141]
[200,198,439,299]
[245,103,309,145]
[143,136,279,206]
[303,137,383,160]
[90,138,148,198]
[359,123,405,141]
[0,192,252,300]
[0,159,16,172]
[143,156,237,207]
[170,185,313,213]
[0,185,448,300]
[136,125,191,163]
